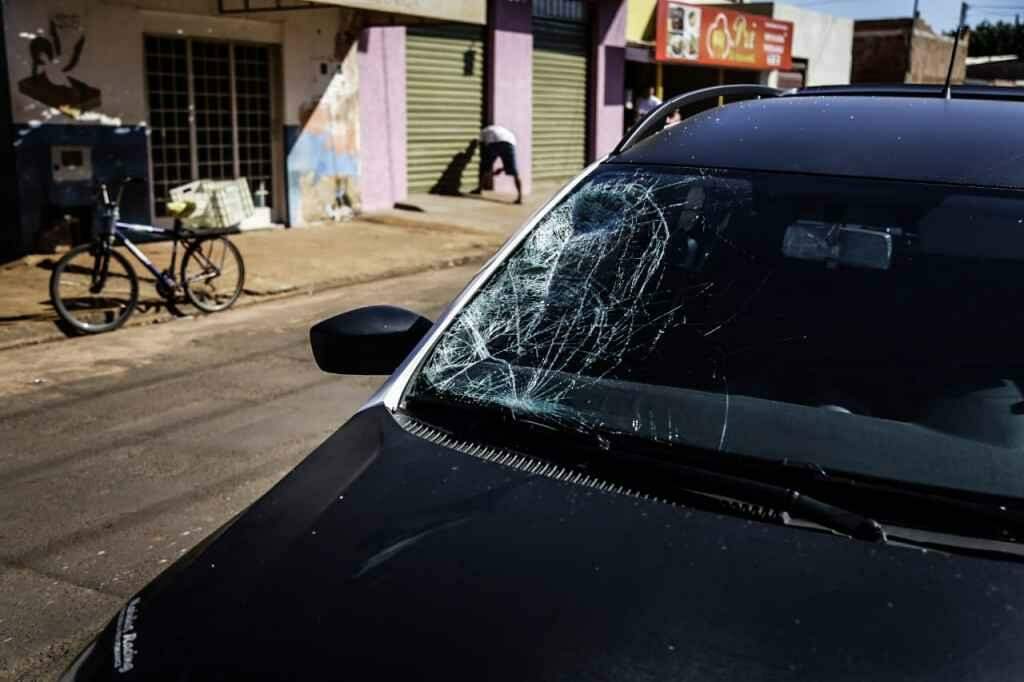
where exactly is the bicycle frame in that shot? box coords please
[110,221,180,289]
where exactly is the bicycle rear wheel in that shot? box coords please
[50,243,139,334]
[181,236,245,313]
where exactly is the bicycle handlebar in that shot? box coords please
[97,177,140,208]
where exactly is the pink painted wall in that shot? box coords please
[590,0,627,160]
[358,26,407,212]
[487,0,532,196]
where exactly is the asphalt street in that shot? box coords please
[0,264,479,681]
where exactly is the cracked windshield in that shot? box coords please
[409,165,1024,497]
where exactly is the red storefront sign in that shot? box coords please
[655,1,794,71]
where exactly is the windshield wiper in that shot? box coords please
[779,490,885,541]
[401,394,886,542]
[764,456,1024,542]
[613,449,887,542]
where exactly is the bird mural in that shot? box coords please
[18,17,101,117]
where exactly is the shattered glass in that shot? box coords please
[408,167,756,442]
[416,173,674,422]
[405,165,1024,497]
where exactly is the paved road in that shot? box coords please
[0,264,478,681]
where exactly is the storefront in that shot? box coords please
[2,0,631,261]
[405,24,485,194]
[624,1,852,130]
[144,36,277,219]
[400,0,614,197]
[1,0,483,259]
[531,1,589,183]
[374,0,626,201]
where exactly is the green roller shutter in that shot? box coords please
[532,18,588,182]
[406,24,485,194]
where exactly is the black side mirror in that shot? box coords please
[310,305,433,375]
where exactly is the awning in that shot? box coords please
[218,0,485,25]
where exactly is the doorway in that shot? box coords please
[144,35,278,220]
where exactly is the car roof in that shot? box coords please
[611,89,1024,189]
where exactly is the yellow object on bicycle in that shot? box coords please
[166,200,197,219]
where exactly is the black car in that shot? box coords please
[65,84,1024,681]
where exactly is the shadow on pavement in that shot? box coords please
[430,139,479,196]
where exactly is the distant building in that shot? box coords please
[851,17,969,84]
[622,0,852,130]
[966,54,1024,86]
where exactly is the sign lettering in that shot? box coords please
[655,1,793,71]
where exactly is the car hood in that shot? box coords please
[70,405,1024,681]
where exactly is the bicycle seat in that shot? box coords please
[166,200,197,218]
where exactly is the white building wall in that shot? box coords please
[4,0,355,226]
[5,0,146,125]
[4,0,341,127]
[772,3,853,86]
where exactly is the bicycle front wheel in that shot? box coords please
[50,243,139,334]
[181,237,245,313]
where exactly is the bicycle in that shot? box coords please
[49,179,246,334]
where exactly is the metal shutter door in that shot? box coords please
[531,18,588,182]
[406,25,485,194]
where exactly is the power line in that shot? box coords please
[784,0,864,7]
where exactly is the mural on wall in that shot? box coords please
[17,14,101,117]
[286,32,361,225]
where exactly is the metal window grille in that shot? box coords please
[144,36,274,217]
[145,36,191,217]
[193,41,234,181]
[234,44,273,204]
[532,0,587,23]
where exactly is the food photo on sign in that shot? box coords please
[667,4,700,59]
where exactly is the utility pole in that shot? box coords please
[905,1,919,82]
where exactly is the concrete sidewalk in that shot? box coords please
[0,186,559,351]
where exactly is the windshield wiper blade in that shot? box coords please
[652,460,886,542]
[402,393,886,542]
[765,456,1024,542]
[783,490,886,542]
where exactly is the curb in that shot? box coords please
[0,251,490,354]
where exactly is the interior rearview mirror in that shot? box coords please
[310,305,433,375]
[782,221,893,271]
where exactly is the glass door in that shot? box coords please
[144,36,275,218]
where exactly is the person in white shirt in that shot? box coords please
[471,124,522,204]
[636,87,663,118]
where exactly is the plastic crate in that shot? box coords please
[166,181,209,219]
[169,178,255,229]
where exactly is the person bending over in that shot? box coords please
[471,124,522,204]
